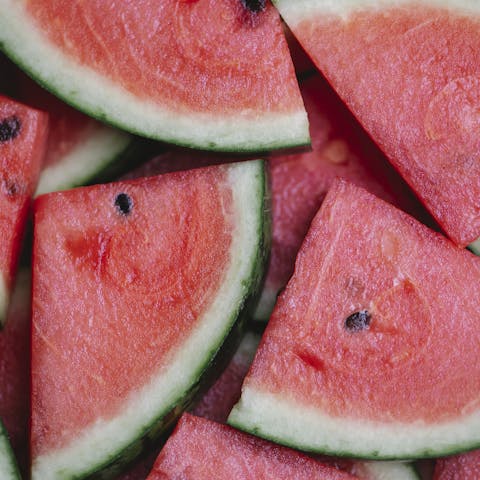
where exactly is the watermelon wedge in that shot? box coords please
[0,421,20,480]
[147,413,358,480]
[0,0,309,152]
[273,0,480,247]
[229,180,480,459]
[0,270,30,473]
[0,95,47,325]
[434,450,480,479]
[255,73,432,320]
[31,160,269,479]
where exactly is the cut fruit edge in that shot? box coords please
[359,461,420,480]
[228,386,480,460]
[0,1,310,152]
[0,421,20,480]
[31,160,270,479]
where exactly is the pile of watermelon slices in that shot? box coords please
[0,0,479,478]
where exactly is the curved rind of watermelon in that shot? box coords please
[31,160,270,480]
[0,421,21,480]
[229,180,480,460]
[0,1,310,153]
[357,462,420,480]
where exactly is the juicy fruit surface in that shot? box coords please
[434,450,480,479]
[235,181,480,429]
[32,167,234,456]
[147,414,358,480]
[0,95,47,319]
[261,73,427,319]
[277,0,480,246]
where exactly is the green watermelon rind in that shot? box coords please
[0,1,310,153]
[467,237,480,256]
[32,160,270,480]
[359,461,421,480]
[228,387,480,460]
[0,421,21,480]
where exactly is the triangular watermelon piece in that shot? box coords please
[0,421,21,480]
[0,95,47,325]
[147,413,358,480]
[434,450,480,480]
[0,0,309,152]
[31,160,269,479]
[273,0,480,247]
[229,180,480,459]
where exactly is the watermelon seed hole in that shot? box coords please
[0,116,21,142]
[240,0,266,14]
[344,310,371,332]
[114,193,133,216]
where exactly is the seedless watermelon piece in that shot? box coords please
[147,413,358,480]
[32,160,269,479]
[0,0,309,152]
[0,421,20,480]
[0,95,47,325]
[229,180,480,459]
[433,450,480,479]
[273,0,480,247]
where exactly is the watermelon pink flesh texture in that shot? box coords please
[255,72,433,320]
[0,95,47,325]
[229,179,480,459]
[274,0,480,247]
[31,160,267,480]
[0,0,309,152]
[434,450,480,480]
[147,413,358,480]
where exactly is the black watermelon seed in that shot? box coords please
[0,116,21,143]
[345,310,371,332]
[241,0,266,13]
[114,193,133,216]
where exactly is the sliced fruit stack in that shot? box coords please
[0,0,478,479]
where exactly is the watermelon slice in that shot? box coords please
[147,413,358,480]
[0,0,309,152]
[229,180,480,459]
[0,269,30,473]
[31,160,269,479]
[0,95,47,325]
[0,421,20,480]
[254,73,431,320]
[273,0,480,247]
[434,450,480,480]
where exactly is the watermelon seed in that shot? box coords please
[241,0,266,14]
[0,116,21,142]
[345,310,371,332]
[114,193,133,216]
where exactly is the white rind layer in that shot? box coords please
[32,160,266,479]
[273,0,480,23]
[35,126,132,196]
[360,461,420,479]
[228,386,480,459]
[0,423,19,480]
[0,0,310,152]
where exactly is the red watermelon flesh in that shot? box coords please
[434,450,480,480]
[230,180,480,458]
[0,95,47,323]
[32,167,233,456]
[147,413,358,480]
[274,1,480,247]
[258,73,433,319]
[0,270,30,471]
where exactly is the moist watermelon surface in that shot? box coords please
[31,160,268,479]
[255,73,430,320]
[0,95,47,325]
[147,414,358,480]
[433,450,480,480]
[0,420,21,480]
[229,180,480,459]
[0,0,309,152]
[273,0,480,247]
